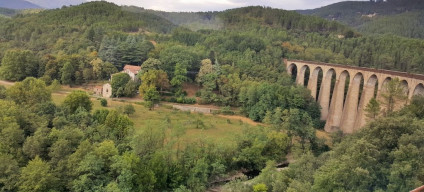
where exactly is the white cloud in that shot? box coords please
[88,0,367,11]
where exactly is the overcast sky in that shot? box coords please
[89,0,367,12]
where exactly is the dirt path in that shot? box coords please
[0,80,15,86]
[217,115,262,126]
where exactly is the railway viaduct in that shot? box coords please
[284,59,424,134]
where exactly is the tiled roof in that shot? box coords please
[124,65,141,75]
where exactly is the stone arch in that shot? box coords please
[298,65,310,86]
[340,70,351,106]
[308,67,323,100]
[382,77,392,89]
[367,75,379,94]
[340,72,363,133]
[288,63,297,82]
[287,63,297,75]
[400,80,409,96]
[413,83,424,96]
[354,74,379,131]
[318,68,336,120]
[325,70,350,132]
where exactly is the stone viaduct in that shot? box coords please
[284,59,424,134]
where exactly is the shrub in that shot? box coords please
[123,104,135,115]
[164,97,196,104]
[145,101,154,110]
[100,98,107,107]
[195,91,201,97]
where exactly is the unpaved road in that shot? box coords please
[0,80,15,86]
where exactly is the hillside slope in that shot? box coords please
[0,1,176,55]
[298,0,424,38]
[129,6,352,34]
[0,0,40,9]
[0,7,18,17]
[26,0,86,9]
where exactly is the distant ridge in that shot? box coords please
[0,0,41,9]
[26,0,86,9]
[297,0,424,39]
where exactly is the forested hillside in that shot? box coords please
[0,1,175,56]
[357,10,424,39]
[299,0,424,39]
[0,7,18,17]
[0,1,424,191]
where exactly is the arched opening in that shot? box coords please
[353,73,364,106]
[354,75,379,131]
[341,71,350,106]
[400,80,409,96]
[314,67,323,100]
[303,66,310,87]
[382,77,392,90]
[328,69,337,105]
[413,83,424,96]
[373,76,379,98]
[288,63,297,83]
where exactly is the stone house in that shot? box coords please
[93,85,103,96]
[123,65,141,81]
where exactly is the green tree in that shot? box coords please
[63,91,93,113]
[365,97,381,119]
[104,110,134,141]
[111,73,131,97]
[0,49,39,81]
[0,85,6,99]
[6,77,51,106]
[253,183,268,192]
[196,59,213,83]
[381,78,408,115]
[0,154,20,191]
[171,63,188,89]
[140,58,163,75]
[61,61,75,85]
[123,80,140,97]
[159,45,200,75]
[286,109,316,150]
[139,69,170,95]
[123,104,135,116]
[143,86,160,110]
[18,156,56,192]
[187,158,209,191]
[100,98,108,107]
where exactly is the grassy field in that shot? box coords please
[52,91,253,147]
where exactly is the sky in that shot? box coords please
[88,0,367,12]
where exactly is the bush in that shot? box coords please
[123,104,135,115]
[144,101,154,110]
[195,91,201,97]
[164,97,196,104]
[100,99,107,107]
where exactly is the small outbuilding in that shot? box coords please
[102,83,112,98]
[93,86,103,96]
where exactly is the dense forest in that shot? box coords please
[299,0,424,39]
[0,1,424,191]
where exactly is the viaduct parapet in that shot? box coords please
[284,59,424,134]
